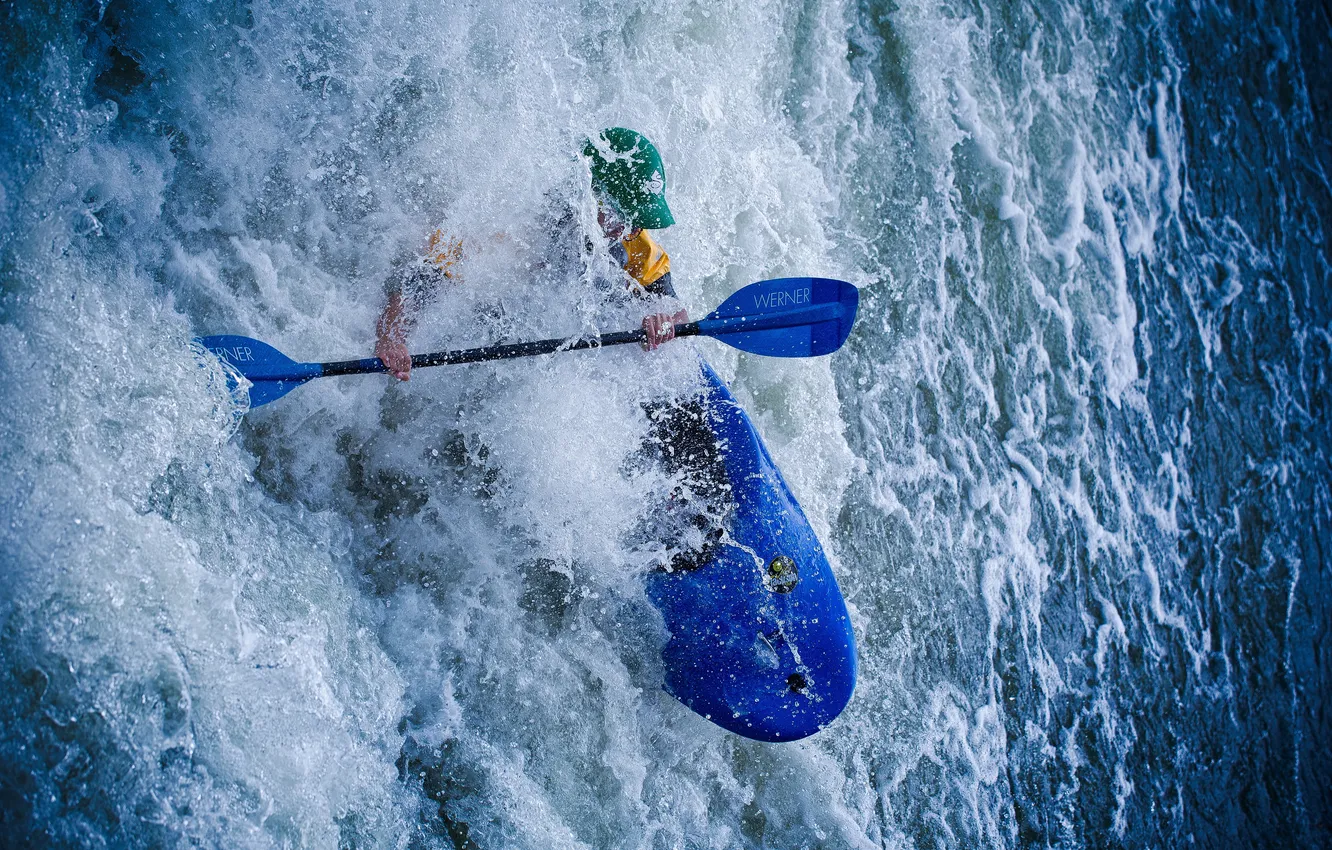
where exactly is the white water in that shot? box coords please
[3,0,1329,846]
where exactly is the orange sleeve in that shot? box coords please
[425,229,464,277]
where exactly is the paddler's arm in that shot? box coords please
[375,231,465,380]
[374,267,449,381]
[375,289,415,380]
[623,230,689,350]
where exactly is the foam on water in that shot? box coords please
[2,0,1329,846]
[2,0,861,846]
[829,0,1331,845]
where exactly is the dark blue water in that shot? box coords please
[1,0,1328,847]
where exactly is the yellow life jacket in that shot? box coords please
[620,229,671,291]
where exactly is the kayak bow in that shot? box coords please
[647,363,857,741]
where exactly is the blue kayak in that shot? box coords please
[645,363,857,742]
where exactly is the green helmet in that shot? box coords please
[582,128,675,230]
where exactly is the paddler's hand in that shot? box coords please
[642,310,688,351]
[375,336,412,380]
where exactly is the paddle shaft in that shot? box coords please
[319,322,703,377]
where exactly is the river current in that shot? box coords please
[1,0,1328,847]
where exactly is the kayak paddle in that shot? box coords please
[197,276,858,408]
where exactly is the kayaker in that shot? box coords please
[374,127,689,380]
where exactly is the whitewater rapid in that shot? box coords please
[2,0,1328,847]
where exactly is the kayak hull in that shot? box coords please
[646,364,856,742]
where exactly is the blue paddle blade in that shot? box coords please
[697,277,858,357]
[195,334,323,407]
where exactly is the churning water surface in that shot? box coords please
[1,0,1329,847]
